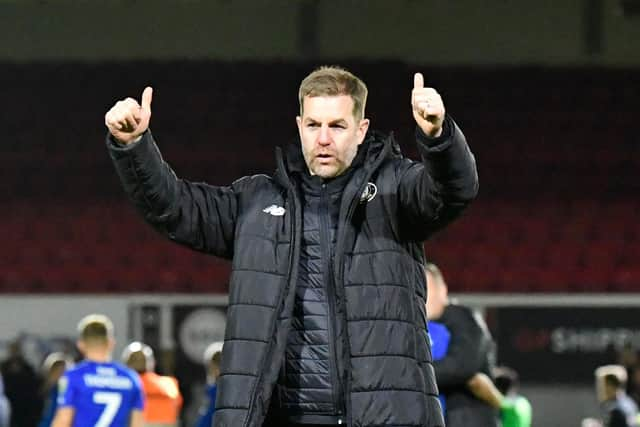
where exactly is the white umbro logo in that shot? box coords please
[262,205,286,216]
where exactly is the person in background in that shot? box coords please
[629,367,640,408]
[195,342,223,427]
[0,373,10,427]
[427,318,450,413]
[0,339,42,427]
[595,365,639,427]
[425,263,499,427]
[429,312,503,416]
[493,366,532,427]
[617,347,640,407]
[122,342,182,427]
[38,353,74,427]
[51,314,144,427]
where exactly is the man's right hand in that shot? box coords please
[105,86,153,145]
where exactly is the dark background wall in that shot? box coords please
[1,0,639,65]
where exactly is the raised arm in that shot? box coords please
[105,87,238,258]
[105,86,154,146]
[397,73,478,241]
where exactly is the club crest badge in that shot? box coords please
[360,182,378,203]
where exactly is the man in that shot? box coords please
[105,66,478,426]
[594,365,639,427]
[122,342,182,427]
[493,366,532,427]
[425,263,499,427]
[429,315,502,416]
[38,353,74,427]
[195,342,223,427]
[0,340,42,427]
[51,314,144,427]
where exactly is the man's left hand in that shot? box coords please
[411,72,445,137]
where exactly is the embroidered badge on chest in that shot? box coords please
[359,182,378,203]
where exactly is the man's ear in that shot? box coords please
[357,118,370,144]
[296,116,303,138]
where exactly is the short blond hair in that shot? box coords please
[77,314,114,343]
[203,341,224,367]
[42,352,73,374]
[122,342,155,373]
[595,364,627,383]
[298,66,368,120]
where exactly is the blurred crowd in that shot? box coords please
[0,334,223,427]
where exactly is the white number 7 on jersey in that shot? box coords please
[93,391,122,427]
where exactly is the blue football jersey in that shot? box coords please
[194,383,217,427]
[57,361,144,427]
[428,320,451,415]
[428,320,451,361]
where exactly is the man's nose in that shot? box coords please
[318,125,332,145]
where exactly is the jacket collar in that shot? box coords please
[274,130,400,188]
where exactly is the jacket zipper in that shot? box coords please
[320,183,345,420]
[334,138,392,426]
[245,153,301,427]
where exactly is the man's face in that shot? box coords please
[296,95,369,178]
[426,271,448,320]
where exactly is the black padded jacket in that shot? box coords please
[271,165,352,425]
[108,116,478,427]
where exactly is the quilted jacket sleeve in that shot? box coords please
[397,115,479,241]
[107,130,239,259]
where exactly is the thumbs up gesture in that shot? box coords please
[105,87,153,144]
[411,73,445,137]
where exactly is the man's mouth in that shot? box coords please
[316,153,334,162]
